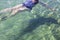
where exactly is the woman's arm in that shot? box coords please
[39,1,56,11]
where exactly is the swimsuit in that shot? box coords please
[23,0,38,10]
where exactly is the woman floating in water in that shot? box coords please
[0,0,55,17]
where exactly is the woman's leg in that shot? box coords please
[0,4,23,13]
[0,8,12,13]
[9,6,28,17]
[0,4,28,20]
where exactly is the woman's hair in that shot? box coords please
[35,0,38,1]
[35,0,39,4]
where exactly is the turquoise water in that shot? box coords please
[0,0,60,40]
